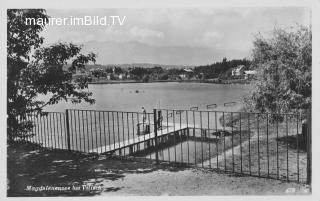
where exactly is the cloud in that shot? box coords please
[103,26,164,44]
[129,26,164,39]
[196,31,223,47]
[103,26,125,41]
[42,8,310,63]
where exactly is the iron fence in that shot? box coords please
[14,108,311,184]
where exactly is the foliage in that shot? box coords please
[151,66,164,74]
[91,68,106,78]
[7,9,96,141]
[142,75,150,82]
[244,25,311,116]
[159,74,169,80]
[129,67,151,80]
[105,67,114,73]
[194,58,251,79]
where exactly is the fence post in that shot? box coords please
[153,109,159,164]
[65,109,71,151]
[306,108,312,185]
[158,111,162,128]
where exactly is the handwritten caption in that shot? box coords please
[25,184,103,192]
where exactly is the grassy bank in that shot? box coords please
[218,112,307,182]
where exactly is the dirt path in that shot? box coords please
[101,168,309,195]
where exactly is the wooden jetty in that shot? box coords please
[89,113,232,154]
[89,122,191,154]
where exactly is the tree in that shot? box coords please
[7,9,96,142]
[245,25,311,116]
[194,58,250,79]
[130,67,150,80]
[151,66,164,74]
[159,73,169,80]
[142,75,150,82]
[91,68,106,78]
[113,67,123,74]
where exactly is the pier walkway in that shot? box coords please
[89,122,191,154]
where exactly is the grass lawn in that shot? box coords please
[218,112,308,182]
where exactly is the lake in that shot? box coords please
[34,82,252,165]
[42,82,251,112]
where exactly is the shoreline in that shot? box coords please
[88,79,252,85]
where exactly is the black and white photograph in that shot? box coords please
[2,0,319,198]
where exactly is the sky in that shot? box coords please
[41,7,311,65]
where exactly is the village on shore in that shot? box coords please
[72,58,257,84]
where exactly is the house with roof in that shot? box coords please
[231,65,246,78]
[179,68,194,80]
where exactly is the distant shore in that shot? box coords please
[89,79,251,85]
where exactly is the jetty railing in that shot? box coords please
[190,106,199,111]
[206,104,217,109]
[224,102,237,107]
[14,108,311,184]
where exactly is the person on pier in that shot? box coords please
[142,107,147,123]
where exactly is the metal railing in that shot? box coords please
[224,102,237,107]
[14,108,311,184]
[206,104,217,109]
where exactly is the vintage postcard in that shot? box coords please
[3,0,319,198]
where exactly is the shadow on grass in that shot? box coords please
[7,141,186,197]
[276,134,306,151]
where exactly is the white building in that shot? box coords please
[232,65,245,77]
[244,70,257,79]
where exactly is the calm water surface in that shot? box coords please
[42,82,251,112]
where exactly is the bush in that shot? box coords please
[244,25,311,117]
